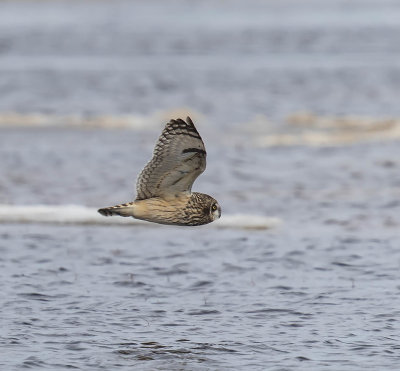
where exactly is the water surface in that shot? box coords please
[1,0,400,369]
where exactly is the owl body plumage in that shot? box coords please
[99,192,219,226]
[98,117,221,226]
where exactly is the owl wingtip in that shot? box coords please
[169,116,194,127]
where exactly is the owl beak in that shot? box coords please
[217,205,221,219]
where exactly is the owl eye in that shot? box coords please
[211,204,217,211]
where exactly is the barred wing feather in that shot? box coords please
[135,117,207,200]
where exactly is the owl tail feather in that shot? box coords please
[98,202,135,217]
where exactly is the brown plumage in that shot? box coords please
[98,117,221,226]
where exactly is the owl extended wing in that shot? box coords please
[135,117,207,200]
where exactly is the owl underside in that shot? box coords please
[98,193,212,226]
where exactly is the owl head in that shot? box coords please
[188,192,221,225]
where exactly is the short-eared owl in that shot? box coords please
[98,117,221,226]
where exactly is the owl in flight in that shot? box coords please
[98,117,221,226]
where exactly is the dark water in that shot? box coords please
[1,0,400,370]
[1,222,400,370]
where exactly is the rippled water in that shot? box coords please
[2,128,400,370]
[2,222,400,370]
[1,0,400,369]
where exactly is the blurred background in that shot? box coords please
[1,0,400,120]
[1,1,400,370]
[1,0,400,213]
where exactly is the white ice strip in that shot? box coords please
[0,110,203,129]
[0,205,280,230]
